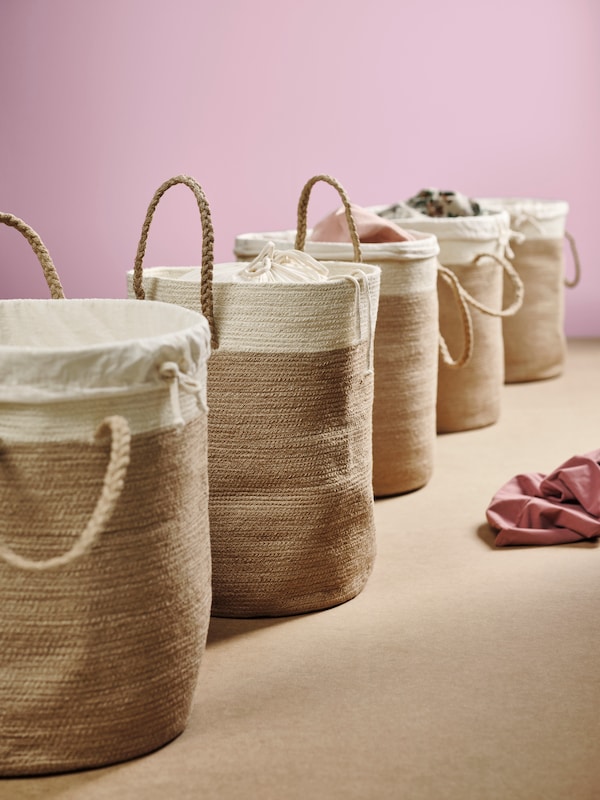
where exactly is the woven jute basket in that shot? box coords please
[235,210,473,497]
[129,174,381,617]
[0,212,212,776]
[369,209,524,432]
[477,198,581,383]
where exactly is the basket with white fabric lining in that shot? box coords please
[235,198,473,496]
[129,174,381,617]
[477,197,581,383]
[368,204,524,432]
[0,209,212,775]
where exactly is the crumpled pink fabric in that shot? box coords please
[486,450,600,546]
[310,204,416,244]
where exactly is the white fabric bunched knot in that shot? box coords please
[234,241,330,283]
[511,210,547,235]
[232,242,375,377]
[159,361,207,428]
[500,226,525,259]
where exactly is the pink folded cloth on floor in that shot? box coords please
[311,204,416,244]
[486,450,600,546]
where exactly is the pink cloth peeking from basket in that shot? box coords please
[311,204,416,244]
[486,449,600,546]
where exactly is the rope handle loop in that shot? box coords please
[294,174,362,264]
[437,264,474,369]
[564,231,581,289]
[132,175,217,347]
[0,212,65,299]
[0,416,131,571]
[463,253,525,318]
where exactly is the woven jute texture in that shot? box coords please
[223,263,442,500]
[129,174,379,617]
[208,344,375,617]
[133,268,380,617]
[232,227,444,498]
[0,415,211,776]
[437,259,506,433]
[372,290,439,497]
[503,238,566,383]
[221,248,452,499]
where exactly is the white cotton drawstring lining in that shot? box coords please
[232,242,374,375]
[510,210,547,235]
[159,361,207,428]
[234,241,330,283]
[506,212,581,289]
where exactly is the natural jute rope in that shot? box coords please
[461,253,524,318]
[0,415,131,570]
[436,252,521,432]
[294,174,374,373]
[507,208,582,290]
[0,212,65,299]
[564,231,582,288]
[132,175,217,348]
[295,174,362,263]
[437,264,474,369]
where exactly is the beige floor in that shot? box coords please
[4,338,600,800]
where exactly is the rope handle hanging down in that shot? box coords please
[0,212,65,299]
[564,231,582,289]
[294,174,362,264]
[510,212,582,290]
[462,253,525,318]
[437,265,474,369]
[0,416,131,571]
[132,175,217,348]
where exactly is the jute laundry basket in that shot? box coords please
[235,204,473,497]
[0,212,212,776]
[129,174,381,617]
[370,208,524,432]
[477,198,581,383]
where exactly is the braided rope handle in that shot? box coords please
[294,174,362,263]
[564,231,581,289]
[437,265,474,369]
[461,253,525,318]
[0,416,131,571]
[0,212,65,299]
[132,175,217,347]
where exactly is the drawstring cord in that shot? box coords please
[159,362,207,428]
[511,210,546,235]
[236,242,375,377]
[508,212,581,289]
[503,227,525,260]
[331,269,374,377]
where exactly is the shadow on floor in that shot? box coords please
[206,606,326,647]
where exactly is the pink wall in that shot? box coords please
[0,0,598,335]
